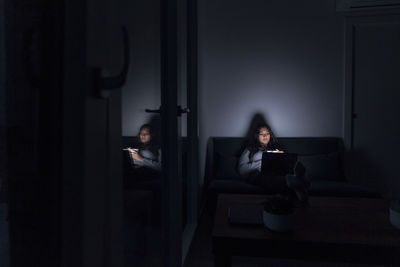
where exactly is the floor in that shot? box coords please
[183,207,389,267]
[0,200,392,267]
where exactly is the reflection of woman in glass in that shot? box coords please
[238,123,309,201]
[123,124,161,171]
[123,124,162,236]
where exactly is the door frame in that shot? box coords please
[160,0,182,266]
[182,0,198,262]
[160,0,198,265]
[63,1,125,266]
[62,1,89,265]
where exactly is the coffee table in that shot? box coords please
[212,194,400,266]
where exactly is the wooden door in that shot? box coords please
[345,13,400,197]
[63,0,125,266]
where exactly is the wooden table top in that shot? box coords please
[213,194,400,248]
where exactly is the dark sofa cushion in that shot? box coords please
[309,181,381,198]
[214,153,241,180]
[299,152,345,182]
[278,138,344,155]
[213,138,245,180]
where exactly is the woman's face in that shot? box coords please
[139,128,151,144]
[258,127,270,146]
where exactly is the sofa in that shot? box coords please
[204,137,381,212]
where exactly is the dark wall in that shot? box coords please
[197,0,344,181]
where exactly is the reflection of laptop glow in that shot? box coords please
[261,152,298,176]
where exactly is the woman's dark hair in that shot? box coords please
[138,124,160,157]
[246,123,280,159]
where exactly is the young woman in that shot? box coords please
[123,124,161,171]
[238,123,309,200]
[238,123,283,176]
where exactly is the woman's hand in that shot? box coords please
[130,150,144,162]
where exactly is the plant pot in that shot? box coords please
[390,202,400,230]
[262,209,295,232]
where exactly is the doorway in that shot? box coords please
[344,13,400,198]
[119,0,198,266]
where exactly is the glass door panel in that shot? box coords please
[178,0,198,262]
[121,0,197,265]
[121,0,163,266]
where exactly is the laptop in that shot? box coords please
[261,152,298,176]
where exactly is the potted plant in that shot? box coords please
[262,195,296,232]
[390,199,400,230]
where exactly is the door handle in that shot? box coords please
[96,26,130,99]
[145,107,161,113]
[145,106,189,116]
[177,106,190,117]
